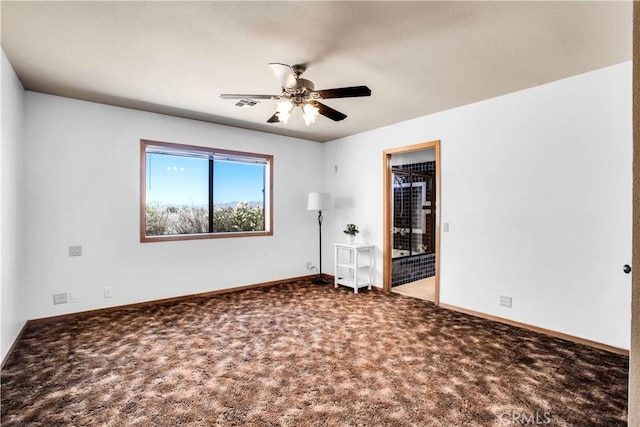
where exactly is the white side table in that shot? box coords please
[334,243,374,293]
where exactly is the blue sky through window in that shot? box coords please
[214,160,265,206]
[146,153,265,206]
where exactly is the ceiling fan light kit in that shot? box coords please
[302,103,320,126]
[220,63,371,126]
[275,100,293,124]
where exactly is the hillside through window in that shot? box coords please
[141,140,272,242]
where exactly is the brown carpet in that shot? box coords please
[1,278,628,426]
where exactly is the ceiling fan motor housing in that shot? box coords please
[284,78,318,105]
[290,78,314,93]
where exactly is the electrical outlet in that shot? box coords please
[68,245,82,257]
[104,287,113,298]
[500,295,512,308]
[53,293,68,305]
[306,262,313,270]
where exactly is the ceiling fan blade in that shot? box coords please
[220,94,279,100]
[268,63,297,89]
[266,113,280,123]
[316,102,347,121]
[316,86,371,99]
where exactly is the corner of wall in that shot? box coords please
[1,48,28,363]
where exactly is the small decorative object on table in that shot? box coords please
[343,223,359,245]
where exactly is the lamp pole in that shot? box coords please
[307,192,332,285]
[315,209,325,284]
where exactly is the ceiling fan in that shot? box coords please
[220,63,371,126]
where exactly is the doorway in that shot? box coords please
[383,141,440,304]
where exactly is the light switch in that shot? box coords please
[443,222,449,232]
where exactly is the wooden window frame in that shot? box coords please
[140,139,273,243]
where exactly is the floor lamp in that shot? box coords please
[307,192,332,285]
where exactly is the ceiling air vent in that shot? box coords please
[235,99,259,108]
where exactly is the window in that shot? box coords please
[140,140,273,242]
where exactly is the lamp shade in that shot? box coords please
[307,192,332,211]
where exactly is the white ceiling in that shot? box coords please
[1,1,633,143]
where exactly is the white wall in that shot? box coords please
[324,62,633,349]
[1,50,27,361]
[5,59,632,352]
[22,93,323,319]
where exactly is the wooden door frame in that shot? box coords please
[382,140,441,305]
